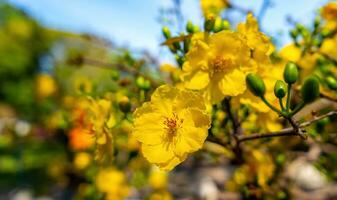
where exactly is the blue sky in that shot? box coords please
[7,0,331,63]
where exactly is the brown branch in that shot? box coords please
[237,110,337,143]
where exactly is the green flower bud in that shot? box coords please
[118,96,131,113]
[290,29,298,39]
[274,80,287,98]
[136,76,151,90]
[314,16,320,29]
[246,73,266,97]
[222,20,230,30]
[204,14,215,32]
[326,76,337,90]
[301,76,320,103]
[186,21,194,33]
[213,17,224,33]
[162,26,171,39]
[284,62,299,84]
[193,25,200,33]
[175,55,185,67]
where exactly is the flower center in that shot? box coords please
[163,113,183,136]
[211,56,233,75]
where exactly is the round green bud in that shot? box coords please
[301,76,320,103]
[118,96,131,113]
[274,80,287,98]
[193,25,200,33]
[246,73,266,97]
[326,76,337,90]
[162,26,171,39]
[186,21,194,33]
[204,14,215,32]
[283,62,299,84]
[213,17,224,33]
[222,20,230,30]
[136,76,151,90]
[314,16,320,28]
[290,29,298,39]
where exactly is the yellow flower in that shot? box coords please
[201,0,228,16]
[150,191,173,200]
[132,85,211,170]
[181,31,256,103]
[237,13,274,64]
[88,98,116,162]
[320,35,337,60]
[73,152,91,170]
[96,168,130,200]
[35,74,57,99]
[322,2,337,20]
[279,44,301,63]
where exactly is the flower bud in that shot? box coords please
[290,29,298,39]
[186,21,194,33]
[246,73,266,97]
[326,76,337,90]
[222,20,230,30]
[301,76,320,103]
[283,62,299,84]
[274,80,287,98]
[162,26,171,39]
[136,76,151,90]
[204,14,215,32]
[213,17,224,33]
[119,96,131,113]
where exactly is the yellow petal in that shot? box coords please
[219,69,246,96]
[183,70,209,90]
[142,143,175,164]
[133,113,164,145]
[157,155,187,171]
[174,126,208,156]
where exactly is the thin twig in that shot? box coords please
[237,110,337,143]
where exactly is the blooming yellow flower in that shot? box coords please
[181,31,256,103]
[132,85,211,170]
[96,168,130,200]
[200,0,228,16]
[237,13,274,64]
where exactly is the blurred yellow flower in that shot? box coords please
[96,168,130,200]
[279,44,301,63]
[35,73,57,99]
[150,191,173,200]
[322,2,337,20]
[132,85,211,170]
[73,152,91,170]
[320,35,337,60]
[200,0,228,16]
[88,98,116,162]
[149,167,168,190]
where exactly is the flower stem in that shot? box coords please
[260,96,283,116]
[279,98,285,111]
[289,101,305,117]
[286,84,292,112]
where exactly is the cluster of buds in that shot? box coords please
[246,62,320,118]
